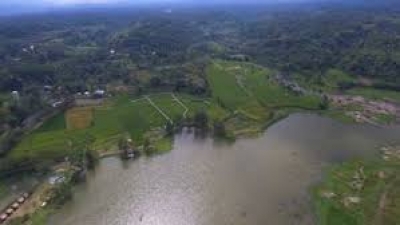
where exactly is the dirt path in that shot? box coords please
[373,176,399,225]
[144,96,173,124]
[131,98,145,103]
[235,69,253,97]
[172,94,189,119]
[373,189,388,225]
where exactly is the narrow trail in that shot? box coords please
[144,96,173,124]
[373,177,398,225]
[229,66,252,97]
[172,94,189,118]
[373,188,388,225]
[131,98,145,103]
[235,74,253,97]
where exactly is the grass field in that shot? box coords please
[150,94,185,121]
[207,60,321,134]
[35,113,66,132]
[208,60,321,110]
[314,158,400,225]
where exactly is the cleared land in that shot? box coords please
[65,107,94,130]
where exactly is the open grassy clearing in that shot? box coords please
[207,61,262,112]
[245,68,321,109]
[208,60,321,110]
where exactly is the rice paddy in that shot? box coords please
[10,60,322,162]
[10,94,212,162]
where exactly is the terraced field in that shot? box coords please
[208,60,320,109]
[10,60,322,162]
[10,94,212,162]
[207,60,321,135]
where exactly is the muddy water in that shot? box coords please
[48,114,400,225]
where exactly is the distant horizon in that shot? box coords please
[0,0,395,16]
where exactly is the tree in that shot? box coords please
[193,109,209,129]
[213,120,227,138]
[165,122,175,136]
[319,95,330,110]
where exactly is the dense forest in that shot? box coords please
[1,2,400,153]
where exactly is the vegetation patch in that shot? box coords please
[0,182,7,200]
[314,146,400,225]
[36,113,66,132]
[346,88,400,103]
[150,94,186,121]
[10,94,223,162]
[321,110,357,124]
[322,69,355,92]
[10,60,324,163]
[373,113,397,125]
[207,60,321,135]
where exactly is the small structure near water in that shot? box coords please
[120,138,139,159]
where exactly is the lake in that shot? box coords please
[48,114,400,225]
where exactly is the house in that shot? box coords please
[93,89,106,98]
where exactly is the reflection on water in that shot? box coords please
[48,114,400,225]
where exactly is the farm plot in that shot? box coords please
[207,61,262,112]
[11,94,213,162]
[208,60,321,111]
[65,107,94,130]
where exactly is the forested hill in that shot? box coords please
[1,3,400,93]
[241,4,400,83]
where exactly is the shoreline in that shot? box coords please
[2,101,399,224]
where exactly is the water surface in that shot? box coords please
[49,114,400,225]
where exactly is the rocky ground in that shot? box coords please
[329,95,399,125]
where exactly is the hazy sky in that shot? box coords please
[2,0,314,6]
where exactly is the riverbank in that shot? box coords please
[314,145,400,225]
[2,164,83,225]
